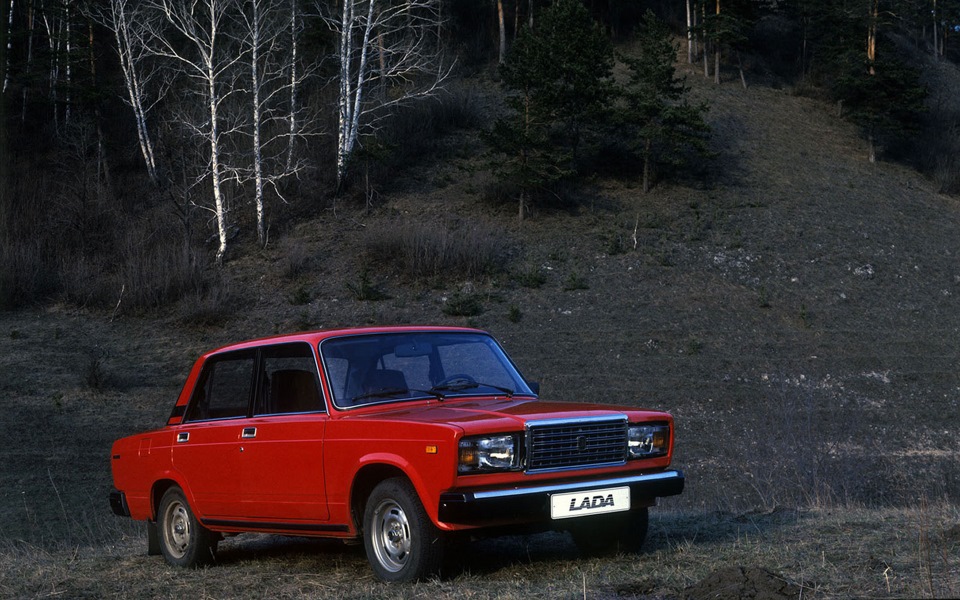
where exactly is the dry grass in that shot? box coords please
[1,505,957,598]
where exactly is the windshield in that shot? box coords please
[319,331,535,409]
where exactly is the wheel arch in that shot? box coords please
[350,463,409,532]
[150,478,189,521]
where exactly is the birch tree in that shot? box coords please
[2,0,12,93]
[99,0,162,186]
[242,0,311,246]
[324,0,450,189]
[145,0,245,264]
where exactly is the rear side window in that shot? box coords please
[185,350,256,422]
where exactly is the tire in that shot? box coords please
[569,508,648,557]
[363,477,444,583]
[156,486,217,568]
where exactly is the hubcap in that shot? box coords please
[371,499,411,573]
[163,500,191,559]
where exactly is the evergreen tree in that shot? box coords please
[833,50,927,162]
[487,0,615,221]
[620,10,710,193]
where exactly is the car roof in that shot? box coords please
[200,325,487,358]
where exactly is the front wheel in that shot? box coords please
[363,478,444,583]
[157,486,217,567]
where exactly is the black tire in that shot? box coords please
[156,487,217,568]
[363,477,444,583]
[569,508,648,557]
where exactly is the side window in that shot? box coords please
[256,343,325,415]
[185,351,256,422]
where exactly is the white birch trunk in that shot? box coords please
[2,0,12,93]
[21,0,33,122]
[205,5,228,265]
[108,0,158,184]
[64,2,70,124]
[336,0,354,187]
[285,0,298,172]
[250,0,265,245]
[330,0,450,188]
[686,0,693,64]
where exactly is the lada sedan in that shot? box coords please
[109,326,684,582]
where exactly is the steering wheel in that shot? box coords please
[436,373,477,387]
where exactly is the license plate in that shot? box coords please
[550,486,630,520]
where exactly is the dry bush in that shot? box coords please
[177,274,241,328]
[114,222,206,314]
[364,220,514,281]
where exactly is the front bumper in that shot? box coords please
[438,469,684,525]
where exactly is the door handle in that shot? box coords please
[176,432,189,443]
[241,427,257,439]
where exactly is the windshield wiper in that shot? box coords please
[349,387,445,404]
[430,381,514,397]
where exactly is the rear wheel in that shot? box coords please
[569,508,648,556]
[363,477,444,582]
[157,487,217,567]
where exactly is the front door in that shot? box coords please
[239,343,329,522]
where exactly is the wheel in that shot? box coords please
[569,508,648,557]
[157,486,217,567]
[363,477,444,583]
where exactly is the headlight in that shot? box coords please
[458,434,519,473]
[627,424,669,459]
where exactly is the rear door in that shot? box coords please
[172,349,256,518]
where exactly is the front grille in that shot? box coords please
[525,416,627,473]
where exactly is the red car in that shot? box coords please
[110,326,683,582]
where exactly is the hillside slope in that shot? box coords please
[2,60,960,597]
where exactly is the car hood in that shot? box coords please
[342,397,667,432]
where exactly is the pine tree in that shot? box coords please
[620,10,710,193]
[488,0,615,221]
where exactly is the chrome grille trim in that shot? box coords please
[525,415,628,473]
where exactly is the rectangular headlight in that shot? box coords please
[458,434,519,473]
[627,424,669,459]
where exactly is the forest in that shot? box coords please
[0,0,958,312]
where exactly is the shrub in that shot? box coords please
[513,268,547,289]
[442,292,484,317]
[346,270,390,301]
[364,220,513,281]
[563,271,589,291]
